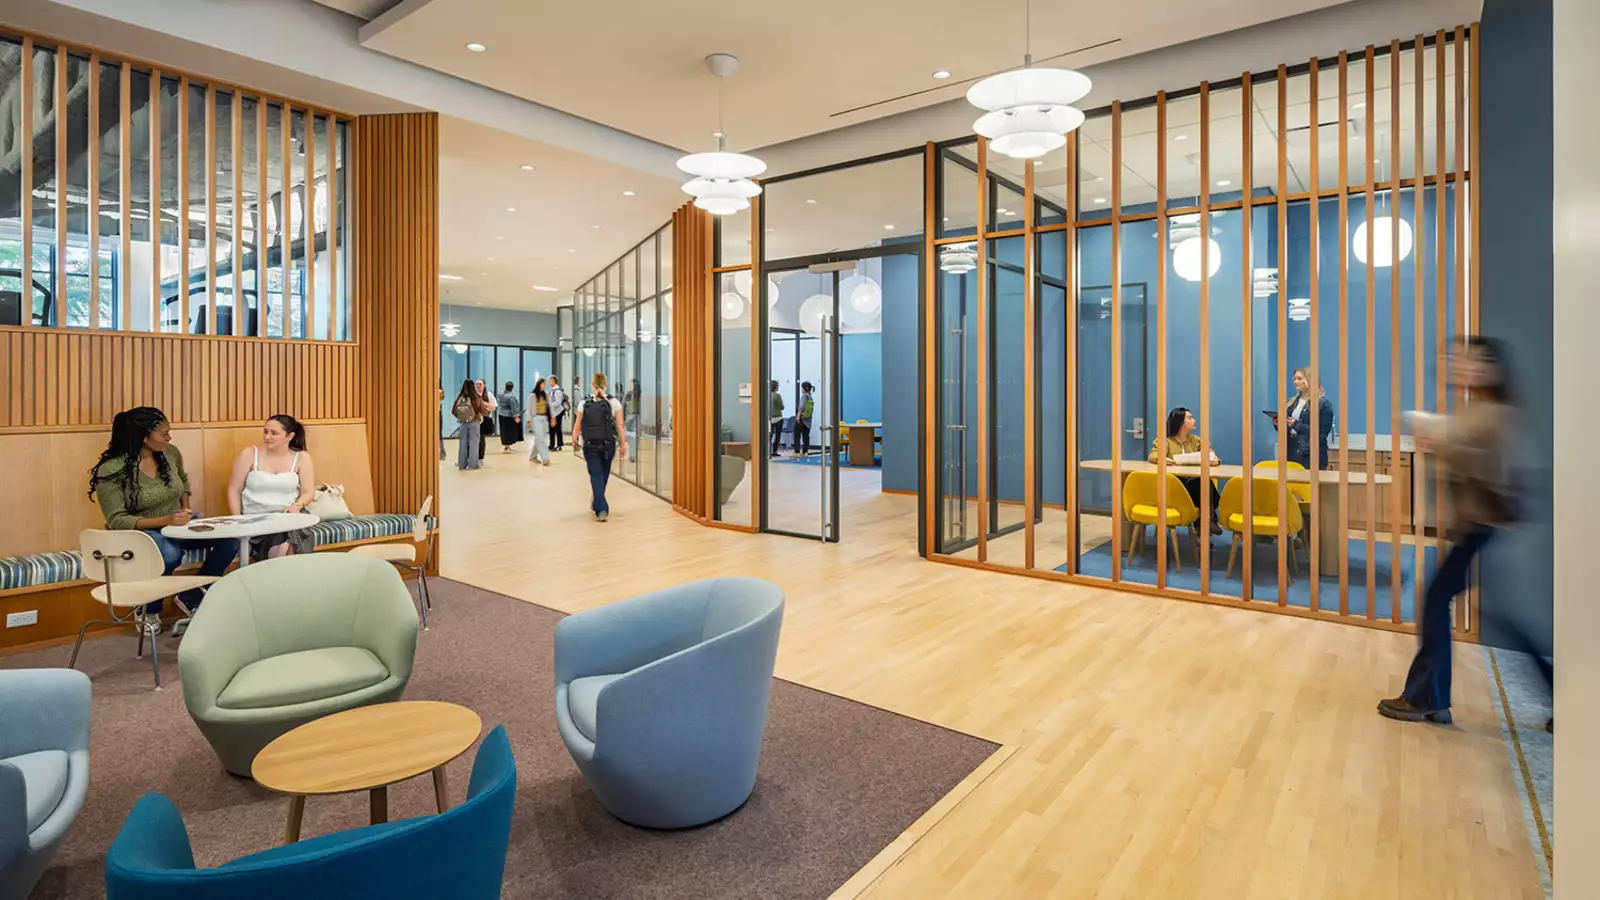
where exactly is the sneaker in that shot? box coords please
[597,511,609,522]
[1377,696,1452,724]
[138,609,163,637]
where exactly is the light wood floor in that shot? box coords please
[439,450,1541,900]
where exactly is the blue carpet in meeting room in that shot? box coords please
[773,453,881,468]
[1064,528,1434,619]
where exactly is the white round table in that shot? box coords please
[162,512,321,570]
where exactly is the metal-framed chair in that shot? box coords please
[74,530,220,689]
[349,496,438,630]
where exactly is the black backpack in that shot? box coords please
[580,395,617,446]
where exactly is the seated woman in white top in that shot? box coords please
[227,414,317,562]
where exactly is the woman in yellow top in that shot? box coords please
[1149,406,1223,533]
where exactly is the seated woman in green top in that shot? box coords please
[87,407,237,618]
[1148,406,1223,534]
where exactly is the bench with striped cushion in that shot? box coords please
[0,514,422,592]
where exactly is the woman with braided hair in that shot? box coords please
[88,407,236,624]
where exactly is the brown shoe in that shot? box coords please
[1377,696,1452,724]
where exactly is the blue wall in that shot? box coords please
[881,254,920,492]
[841,333,884,424]
[1479,0,1554,652]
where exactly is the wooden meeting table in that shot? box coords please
[1079,459,1393,564]
[252,700,483,843]
[842,422,882,467]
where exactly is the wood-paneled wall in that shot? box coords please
[353,113,440,521]
[0,331,362,429]
[671,202,714,519]
[0,422,376,559]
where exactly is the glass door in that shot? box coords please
[763,265,841,542]
[937,249,979,554]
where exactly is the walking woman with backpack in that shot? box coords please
[452,379,484,470]
[575,371,628,521]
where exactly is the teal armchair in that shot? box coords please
[179,554,419,775]
[0,668,90,898]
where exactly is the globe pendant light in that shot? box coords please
[966,0,1091,160]
[678,54,766,216]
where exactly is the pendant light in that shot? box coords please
[966,0,1091,160]
[940,243,978,275]
[678,54,766,216]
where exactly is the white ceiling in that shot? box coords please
[359,0,1350,153]
[437,116,683,312]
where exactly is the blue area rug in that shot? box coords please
[773,453,881,468]
[1063,528,1433,620]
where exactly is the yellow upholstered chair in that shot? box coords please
[349,495,437,631]
[1218,477,1306,582]
[1254,460,1313,548]
[1121,471,1202,570]
[73,530,222,689]
[838,421,851,448]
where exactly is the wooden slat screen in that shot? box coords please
[671,202,715,520]
[353,113,440,529]
[0,331,362,429]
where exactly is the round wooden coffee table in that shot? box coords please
[252,701,482,843]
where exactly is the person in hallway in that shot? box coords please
[548,378,568,451]
[474,379,497,461]
[527,377,552,467]
[575,371,627,522]
[1274,367,1335,470]
[570,378,586,455]
[438,382,447,460]
[1150,406,1223,534]
[226,414,316,562]
[497,381,524,453]
[625,377,641,439]
[796,381,815,458]
[1379,337,1549,726]
[453,379,484,471]
[88,406,237,626]
[769,380,785,457]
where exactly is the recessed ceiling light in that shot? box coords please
[997,208,1010,215]
[1216,179,1232,187]
[1094,197,1108,204]
[519,164,535,171]
[475,301,483,305]
[439,274,463,281]
[480,272,488,276]
[589,224,600,229]
[495,236,504,240]
[487,257,495,261]
[884,224,895,230]
[466,42,486,52]
[506,206,516,212]
[622,190,635,197]
[1174,134,1188,141]
[567,248,577,253]
[712,131,724,139]
[805,199,817,205]
[933,70,951,80]
[533,285,558,292]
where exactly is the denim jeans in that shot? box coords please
[143,530,237,611]
[457,420,482,469]
[584,442,616,515]
[1402,525,1494,712]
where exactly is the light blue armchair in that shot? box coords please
[105,726,516,900]
[0,668,91,899]
[554,577,784,829]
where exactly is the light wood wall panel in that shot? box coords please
[0,330,361,429]
[671,202,715,520]
[353,113,440,524]
[0,422,372,558]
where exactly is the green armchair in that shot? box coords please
[178,554,419,776]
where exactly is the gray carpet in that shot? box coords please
[1486,646,1553,898]
[6,578,998,900]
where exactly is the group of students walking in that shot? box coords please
[448,372,628,522]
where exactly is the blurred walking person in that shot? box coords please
[1380,337,1548,724]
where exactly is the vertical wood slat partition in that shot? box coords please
[1276,64,1290,604]
[1434,30,1449,627]
[975,139,990,563]
[1337,50,1352,616]
[669,202,715,521]
[351,112,439,532]
[1155,94,1169,587]
[1307,58,1322,611]
[1022,159,1037,571]
[1388,41,1404,622]
[1363,46,1378,620]
[1064,136,1080,575]
[1109,103,1124,582]
[1198,82,1213,596]
[1452,25,1469,633]
[922,144,937,558]
[1239,74,1254,602]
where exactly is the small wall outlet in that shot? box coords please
[5,610,38,628]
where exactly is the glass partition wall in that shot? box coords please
[0,30,352,339]
[572,223,672,501]
[928,29,1477,634]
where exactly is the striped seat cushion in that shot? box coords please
[0,514,425,592]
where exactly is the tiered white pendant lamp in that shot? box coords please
[966,0,1091,160]
[678,54,766,216]
[940,243,978,275]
